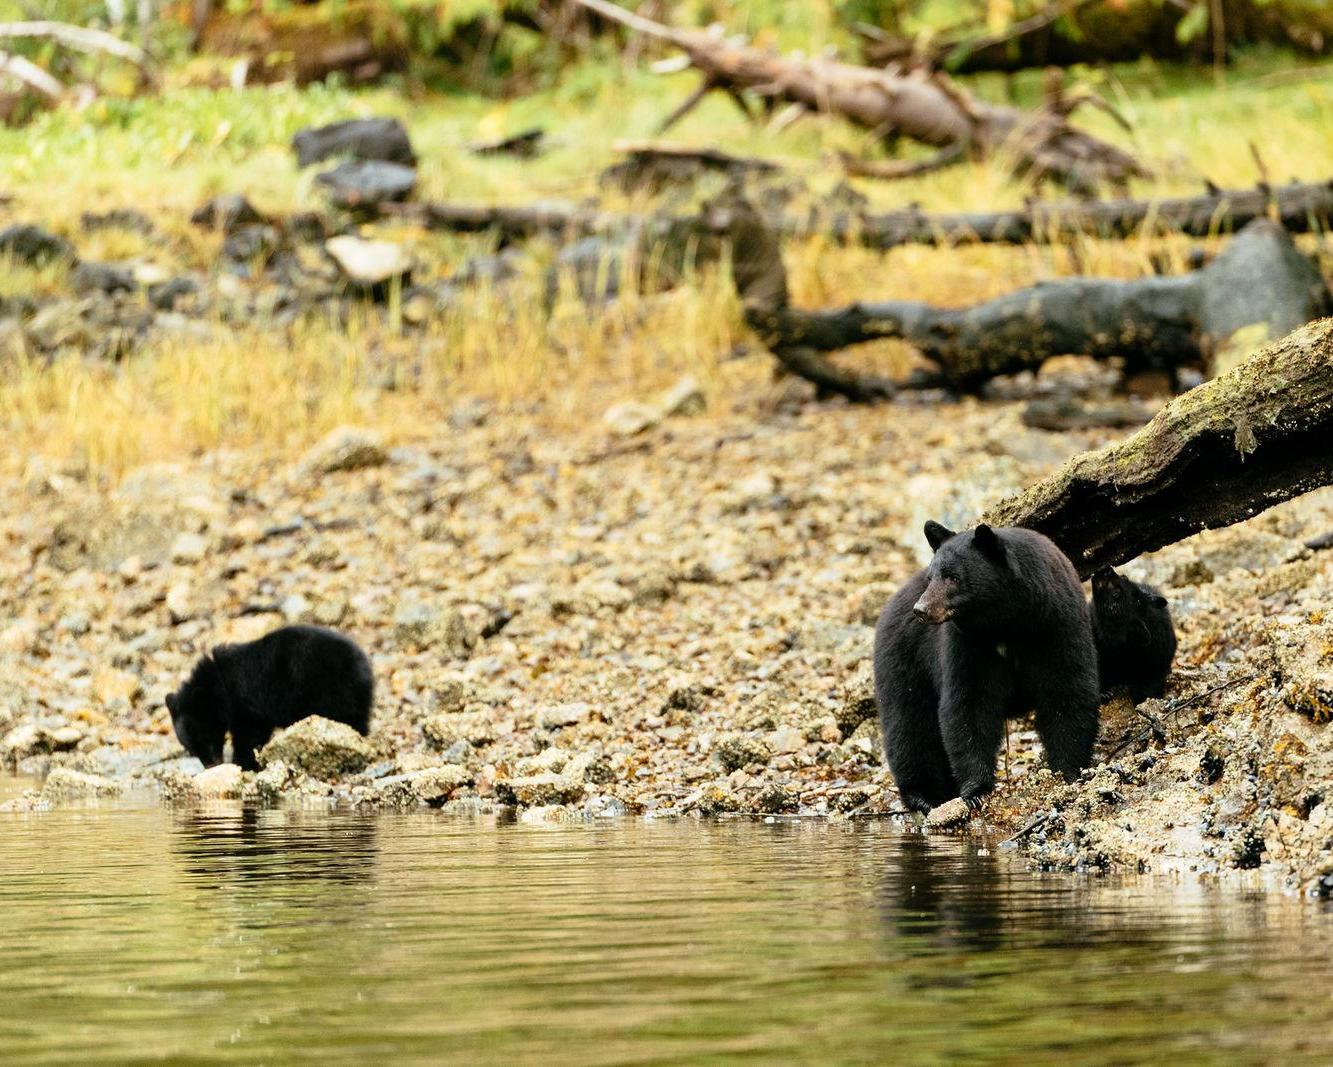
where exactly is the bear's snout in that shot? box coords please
[912,594,951,625]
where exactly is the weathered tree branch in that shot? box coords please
[369,177,1333,253]
[718,194,1329,397]
[984,317,1333,576]
[0,21,152,79]
[571,0,1144,194]
[0,49,64,101]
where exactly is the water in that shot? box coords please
[2,783,1332,1064]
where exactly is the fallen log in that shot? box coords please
[984,317,1333,576]
[718,194,1329,398]
[369,177,1333,253]
[861,0,1333,73]
[571,0,1144,195]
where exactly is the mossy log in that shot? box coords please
[719,195,1329,399]
[984,318,1333,576]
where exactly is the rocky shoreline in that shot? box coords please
[0,389,1329,892]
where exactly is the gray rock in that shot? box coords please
[41,768,122,802]
[421,711,496,749]
[293,117,416,168]
[658,375,706,417]
[714,733,772,772]
[602,401,660,437]
[148,277,200,312]
[537,702,592,730]
[372,766,469,807]
[301,426,388,474]
[495,774,586,807]
[257,716,373,780]
[71,261,136,295]
[1,722,83,762]
[0,224,75,265]
[837,661,877,738]
[190,194,267,233]
[316,160,417,208]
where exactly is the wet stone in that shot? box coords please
[257,716,373,780]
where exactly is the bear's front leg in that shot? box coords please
[937,641,1012,805]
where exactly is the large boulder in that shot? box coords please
[293,117,416,168]
[258,716,373,780]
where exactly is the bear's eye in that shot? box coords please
[941,572,959,585]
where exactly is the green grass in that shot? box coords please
[0,44,1331,476]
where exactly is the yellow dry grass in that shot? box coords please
[0,51,1330,478]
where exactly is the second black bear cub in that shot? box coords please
[873,522,1100,814]
[166,625,373,771]
[1091,568,1176,702]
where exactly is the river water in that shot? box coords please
[2,782,1332,1064]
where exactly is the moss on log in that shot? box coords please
[985,318,1333,575]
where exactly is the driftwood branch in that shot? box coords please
[571,0,1143,194]
[0,21,151,71]
[368,177,1333,253]
[718,194,1329,397]
[0,49,63,101]
[984,318,1333,577]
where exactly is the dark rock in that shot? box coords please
[221,225,282,267]
[316,160,417,208]
[190,194,267,233]
[451,250,521,288]
[469,128,545,158]
[80,209,155,235]
[1200,746,1226,785]
[0,224,75,266]
[147,277,201,312]
[287,211,332,244]
[71,261,136,296]
[293,117,416,168]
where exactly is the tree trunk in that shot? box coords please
[571,0,1144,195]
[720,195,1329,397]
[984,318,1333,577]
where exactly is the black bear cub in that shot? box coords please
[1091,568,1176,702]
[166,625,373,771]
[873,522,1100,814]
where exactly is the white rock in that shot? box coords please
[602,401,660,436]
[169,531,208,564]
[658,375,706,417]
[194,763,243,798]
[325,235,412,285]
[301,426,388,474]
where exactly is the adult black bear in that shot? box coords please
[873,522,1100,814]
[166,625,373,771]
[1091,568,1176,703]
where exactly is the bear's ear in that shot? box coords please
[165,692,179,715]
[923,521,956,552]
[1153,594,1168,609]
[972,523,1006,563]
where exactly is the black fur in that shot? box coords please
[1091,568,1176,702]
[165,625,373,770]
[873,522,1100,814]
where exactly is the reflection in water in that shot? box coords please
[170,806,380,886]
[1,802,1332,1063]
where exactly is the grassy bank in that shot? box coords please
[0,50,1331,478]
